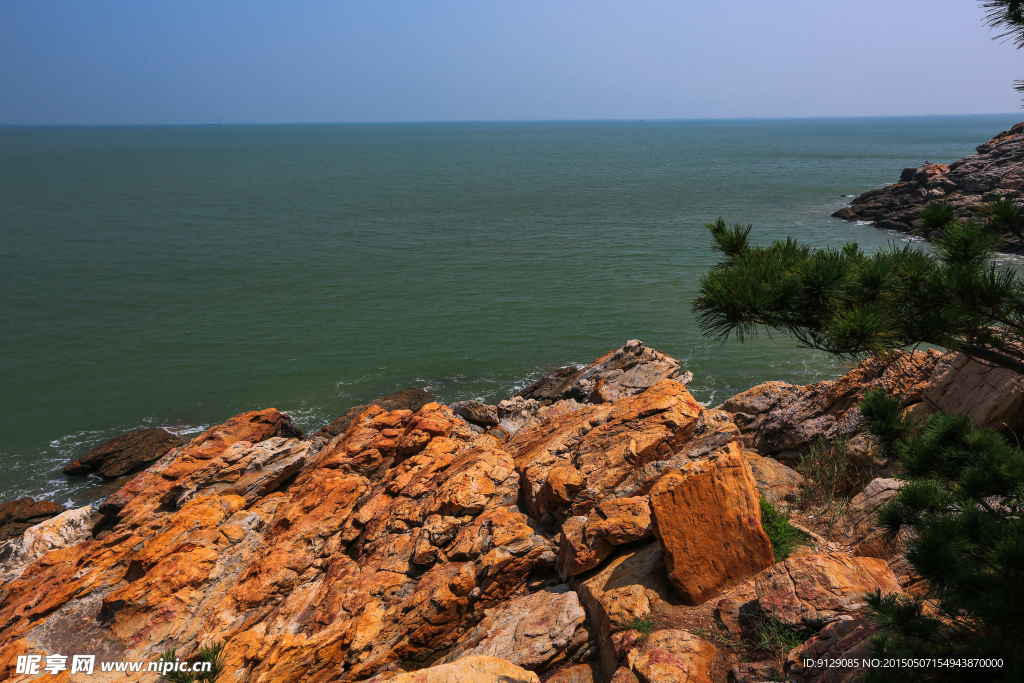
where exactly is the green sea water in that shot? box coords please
[1,115,1020,506]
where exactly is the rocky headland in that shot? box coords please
[833,122,1024,252]
[0,340,1020,683]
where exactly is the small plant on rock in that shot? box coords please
[750,611,805,655]
[158,642,225,683]
[759,496,807,561]
[618,616,658,643]
[798,434,873,513]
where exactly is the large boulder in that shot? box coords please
[649,442,774,605]
[755,553,901,629]
[63,427,185,479]
[623,630,715,683]
[442,586,588,671]
[517,340,690,405]
[557,497,653,579]
[449,400,500,427]
[743,450,804,502]
[573,541,672,680]
[507,378,705,526]
[367,656,540,683]
[722,350,943,456]
[917,351,1024,433]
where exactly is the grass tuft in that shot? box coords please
[759,496,808,561]
[750,611,806,655]
[617,616,658,643]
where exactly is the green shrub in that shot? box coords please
[159,642,225,683]
[985,197,1024,239]
[750,611,806,654]
[859,390,1024,682]
[919,201,957,235]
[797,434,873,511]
[759,496,807,561]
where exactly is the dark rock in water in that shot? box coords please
[516,366,580,403]
[63,427,183,479]
[0,498,65,543]
[517,340,689,405]
[450,400,500,427]
[313,386,434,441]
[833,122,1024,252]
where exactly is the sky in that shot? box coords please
[1,0,1022,124]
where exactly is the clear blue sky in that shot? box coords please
[1,0,1021,124]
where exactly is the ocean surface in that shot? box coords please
[1,114,1020,507]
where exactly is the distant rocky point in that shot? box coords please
[833,122,1024,252]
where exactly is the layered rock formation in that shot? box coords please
[3,340,991,683]
[832,122,1024,251]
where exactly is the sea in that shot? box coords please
[1,114,1020,507]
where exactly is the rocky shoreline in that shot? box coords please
[832,122,1024,252]
[0,340,1020,682]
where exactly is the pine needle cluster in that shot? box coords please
[693,219,1024,374]
[858,390,1024,682]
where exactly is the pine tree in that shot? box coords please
[980,1,1024,103]
[692,219,1024,374]
[858,390,1024,682]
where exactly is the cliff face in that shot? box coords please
[2,342,1011,683]
[833,122,1024,251]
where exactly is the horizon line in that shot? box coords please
[1,112,1022,128]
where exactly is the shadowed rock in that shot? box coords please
[63,427,184,479]
[517,340,689,405]
[0,498,66,543]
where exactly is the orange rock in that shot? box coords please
[649,442,774,605]
[508,379,703,524]
[755,553,901,628]
[557,497,652,578]
[441,586,587,671]
[625,630,715,683]
[0,402,558,683]
[573,541,671,680]
[366,655,540,682]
